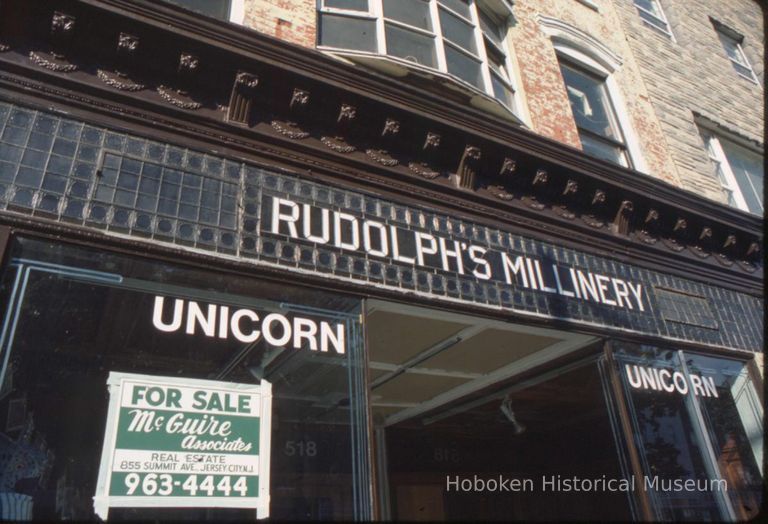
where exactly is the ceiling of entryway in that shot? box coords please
[365,300,597,426]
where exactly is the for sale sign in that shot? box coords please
[93,372,272,519]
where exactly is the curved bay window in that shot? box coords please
[317,0,518,112]
[0,237,370,520]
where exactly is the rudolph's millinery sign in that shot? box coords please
[93,372,272,519]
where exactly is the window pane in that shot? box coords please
[684,354,764,520]
[479,9,505,47]
[485,39,507,77]
[439,8,477,54]
[438,0,471,19]
[0,237,367,520]
[490,72,513,108]
[324,0,368,11]
[720,141,764,214]
[731,61,756,80]
[638,9,671,34]
[560,64,623,143]
[614,345,727,521]
[579,133,629,167]
[718,33,744,63]
[634,0,663,18]
[444,45,482,88]
[385,24,438,68]
[319,13,377,52]
[163,0,230,20]
[383,0,432,31]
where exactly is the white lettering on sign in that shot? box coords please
[625,364,718,397]
[268,196,646,311]
[152,296,346,354]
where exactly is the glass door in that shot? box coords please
[610,342,763,521]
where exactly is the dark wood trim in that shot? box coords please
[0,225,11,269]
[0,81,759,294]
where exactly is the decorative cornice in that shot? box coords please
[0,0,761,289]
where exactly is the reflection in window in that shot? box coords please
[684,354,764,520]
[559,61,631,167]
[614,343,763,521]
[0,237,368,520]
[317,0,517,111]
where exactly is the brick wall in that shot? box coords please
[242,0,315,48]
[610,0,764,204]
[508,0,681,185]
[236,0,762,199]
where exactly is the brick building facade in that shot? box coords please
[236,0,764,210]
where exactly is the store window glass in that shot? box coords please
[0,237,369,520]
[613,343,763,521]
[684,353,763,520]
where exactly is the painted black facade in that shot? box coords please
[0,100,762,353]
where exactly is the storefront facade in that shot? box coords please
[0,0,763,520]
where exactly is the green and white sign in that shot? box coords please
[93,372,272,519]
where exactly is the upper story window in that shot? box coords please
[317,0,517,112]
[161,0,244,23]
[633,0,673,38]
[559,60,631,168]
[711,21,759,84]
[701,130,764,215]
[539,16,647,173]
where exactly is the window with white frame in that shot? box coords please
[701,130,764,215]
[317,0,517,110]
[559,60,631,168]
[539,16,647,172]
[161,0,244,23]
[633,0,673,38]
[712,22,759,84]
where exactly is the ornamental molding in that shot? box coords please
[0,0,761,280]
[538,15,623,72]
